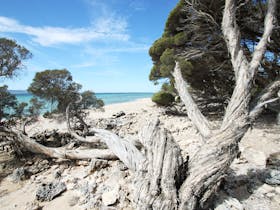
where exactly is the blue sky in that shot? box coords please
[0,0,177,92]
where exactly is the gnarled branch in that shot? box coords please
[221,0,276,130]
[0,127,116,160]
[133,119,187,209]
[173,61,212,138]
[249,79,280,121]
[66,94,145,171]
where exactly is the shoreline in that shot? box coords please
[26,97,156,134]
[13,93,154,113]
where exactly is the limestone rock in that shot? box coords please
[113,111,126,118]
[266,152,280,170]
[264,169,280,185]
[102,187,119,206]
[36,181,66,201]
[11,167,30,182]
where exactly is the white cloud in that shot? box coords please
[0,16,129,46]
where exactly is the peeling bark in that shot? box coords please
[0,127,116,160]
[173,62,212,138]
[133,119,187,210]
[1,1,278,210]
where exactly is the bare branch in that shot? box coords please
[221,0,276,129]
[22,118,32,135]
[222,0,249,78]
[249,0,276,72]
[173,61,212,138]
[92,128,145,171]
[66,95,145,171]
[249,79,280,121]
[0,127,116,160]
[66,98,100,144]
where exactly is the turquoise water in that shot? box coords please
[12,92,153,113]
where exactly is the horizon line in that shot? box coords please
[9,90,155,94]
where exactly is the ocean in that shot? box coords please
[11,91,153,113]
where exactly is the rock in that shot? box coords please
[28,159,50,174]
[36,181,66,201]
[118,162,128,171]
[53,169,62,179]
[263,169,280,185]
[266,152,280,170]
[11,167,30,182]
[262,152,280,185]
[77,181,98,208]
[113,111,125,118]
[102,188,119,206]
[215,198,244,210]
[79,181,97,196]
[88,159,109,175]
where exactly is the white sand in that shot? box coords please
[26,98,156,135]
[0,98,279,210]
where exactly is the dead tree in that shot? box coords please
[0,0,279,209]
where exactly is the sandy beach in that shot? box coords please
[0,98,279,210]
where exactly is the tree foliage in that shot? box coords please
[0,38,32,121]
[28,97,44,117]
[28,69,81,113]
[152,91,175,106]
[80,90,104,109]
[28,69,104,114]
[0,85,17,121]
[14,102,28,118]
[0,38,32,79]
[149,0,280,109]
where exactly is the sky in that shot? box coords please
[0,0,177,92]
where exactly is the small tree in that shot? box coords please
[0,85,17,121]
[0,38,32,79]
[28,69,82,113]
[28,97,44,117]
[14,102,28,118]
[80,90,104,109]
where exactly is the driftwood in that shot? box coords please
[1,1,279,209]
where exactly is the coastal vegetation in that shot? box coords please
[0,0,279,210]
[0,38,32,121]
[28,69,104,115]
[149,0,280,113]
[0,37,32,79]
[0,39,104,120]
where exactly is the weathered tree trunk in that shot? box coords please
[1,1,279,210]
[130,119,187,209]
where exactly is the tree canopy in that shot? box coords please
[28,69,104,114]
[149,0,280,109]
[80,90,104,109]
[0,37,32,79]
[0,85,17,121]
[0,38,33,121]
[28,69,82,113]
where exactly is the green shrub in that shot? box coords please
[174,32,187,46]
[152,91,175,106]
